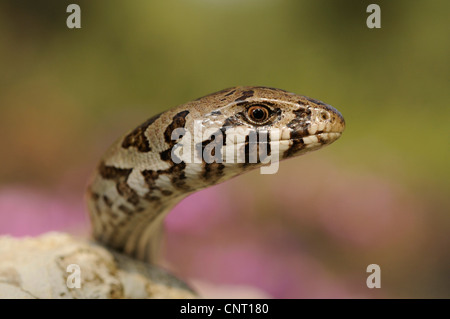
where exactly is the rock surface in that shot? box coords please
[0,232,196,299]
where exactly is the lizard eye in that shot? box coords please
[246,105,271,124]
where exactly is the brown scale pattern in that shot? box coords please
[87,86,346,262]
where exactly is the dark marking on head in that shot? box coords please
[163,110,190,147]
[243,133,257,167]
[293,106,311,119]
[218,115,242,147]
[257,129,271,162]
[160,110,189,162]
[222,116,240,128]
[240,129,271,165]
[160,149,172,162]
[272,107,282,123]
[235,90,254,102]
[283,138,305,159]
[316,135,329,145]
[286,107,311,139]
[210,110,222,116]
[290,126,309,140]
[224,89,236,97]
[122,113,161,152]
[196,131,224,164]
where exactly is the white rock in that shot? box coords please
[0,232,196,299]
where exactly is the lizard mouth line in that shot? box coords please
[283,131,343,142]
[211,131,342,154]
[224,131,343,147]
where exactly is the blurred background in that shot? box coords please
[0,0,449,298]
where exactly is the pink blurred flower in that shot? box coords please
[163,179,374,298]
[166,226,370,298]
[0,187,87,237]
[165,185,235,234]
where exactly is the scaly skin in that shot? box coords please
[86,86,345,262]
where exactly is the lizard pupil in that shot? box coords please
[252,108,265,120]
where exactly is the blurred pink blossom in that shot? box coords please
[163,159,420,298]
[165,185,234,234]
[0,187,87,237]
[0,159,423,298]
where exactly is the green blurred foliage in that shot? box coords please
[0,0,449,297]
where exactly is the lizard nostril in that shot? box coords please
[321,111,329,121]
